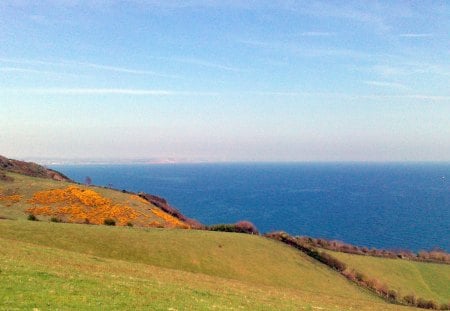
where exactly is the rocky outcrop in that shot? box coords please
[0,155,72,182]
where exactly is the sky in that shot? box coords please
[1,1,450,163]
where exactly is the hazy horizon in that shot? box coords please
[14,155,450,166]
[1,1,449,162]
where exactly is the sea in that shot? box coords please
[50,163,450,252]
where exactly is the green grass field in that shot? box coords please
[325,250,450,304]
[0,219,419,310]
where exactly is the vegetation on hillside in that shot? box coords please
[327,250,450,305]
[208,220,259,235]
[295,235,450,264]
[266,231,450,310]
[138,192,203,228]
[0,171,190,228]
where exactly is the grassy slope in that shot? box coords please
[0,220,369,298]
[326,250,450,304]
[0,172,427,309]
[0,172,73,220]
[0,220,417,311]
[0,171,184,227]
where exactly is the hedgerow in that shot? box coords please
[265,231,448,310]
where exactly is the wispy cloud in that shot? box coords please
[398,33,434,38]
[69,61,180,78]
[0,57,178,78]
[1,87,219,96]
[239,39,379,60]
[247,91,309,96]
[244,91,450,102]
[283,1,390,32]
[152,56,244,72]
[0,56,239,76]
[297,31,336,37]
[363,80,409,90]
[0,57,63,67]
[0,67,58,74]
[10,88,173,96]
[2,87,449,102]
[368,62,450,77]
[0,66,89,78]
[368,65,410,76]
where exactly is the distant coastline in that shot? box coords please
[20,156,450,166]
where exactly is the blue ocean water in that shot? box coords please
[51,163,450,252]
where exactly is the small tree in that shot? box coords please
[104,218,116,226]
[403,294,417,306]
[85,176,92,186]
[27,214,37,221]
[235,221,259,235]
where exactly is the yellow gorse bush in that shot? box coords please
[26,186,138,225]
[25,186,188,228]
[151,207,189,228]
[0,193,23,206]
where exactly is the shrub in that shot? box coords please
[316,252,347,272]
[138,192,203,228]
[235,221,259,235]
[84,176,92,186]
[50,217,61,223]
[342,269,357,281]
[374,283,389,297]
[284,234,450,264]
[184,218,204,229]
[265,231,450,310]
[404,294,417,306]
[27,214,37,221]
[387,289,398,301]
[209,221,259,235]
[208,224,239,232]
[417,298,439,309]
[103,218,116,226]
[355,272,367,282]
[126,222,133,227]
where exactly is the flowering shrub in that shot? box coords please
[25,186,189,228]
[130,194,151,205]
[151,208,189,228]
[26,186,138,226]
[0,193,23,206]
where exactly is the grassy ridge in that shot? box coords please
[0,220,418,310]
[326,250,450,304]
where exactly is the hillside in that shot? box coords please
[325,250,450,304]
[0,219,418,310]
[0,169,192,228]
[0,160,446,310]
[0,155,71,182]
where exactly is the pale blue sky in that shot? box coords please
[1,1,449,162]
